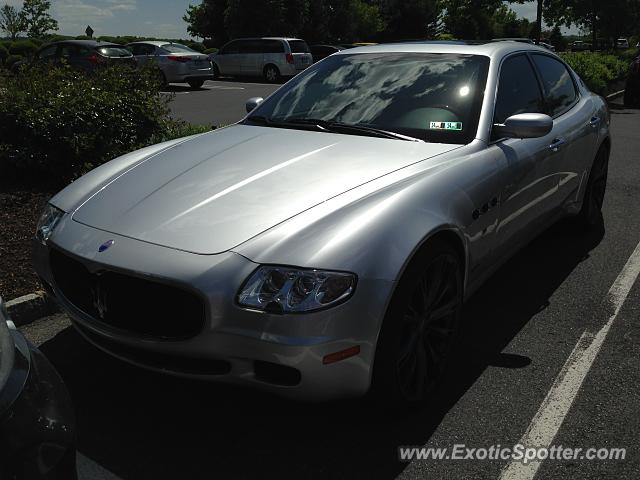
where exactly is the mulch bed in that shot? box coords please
[0,187,54,301]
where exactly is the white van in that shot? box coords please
[210,37,313,83]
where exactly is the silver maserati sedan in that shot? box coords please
[32,41,610,405]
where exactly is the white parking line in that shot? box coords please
[499,240,640,480]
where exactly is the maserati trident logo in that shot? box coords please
[91,282,108,320]
[98,239,115,252]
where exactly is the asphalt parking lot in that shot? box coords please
[167,79,281,126]
[20,99,640,479]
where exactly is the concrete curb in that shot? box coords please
[6,291,59,327]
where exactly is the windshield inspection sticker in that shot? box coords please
[429,121,463,131]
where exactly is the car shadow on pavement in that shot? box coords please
[37,220,604,480]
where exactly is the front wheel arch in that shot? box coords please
[368,231,467,407]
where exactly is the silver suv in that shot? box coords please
[127,41,213,89]
[210,37,312,83]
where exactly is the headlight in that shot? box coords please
[35,204,65,243]
[237,266,356,313]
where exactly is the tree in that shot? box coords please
[441,0,505,39]
[379,0,441,41]
[543,0,640,50]
[185,0,385,45]
[0,4,25,40]
[183,1,229,45]
[20,0,58,38]
[547,25,566,50]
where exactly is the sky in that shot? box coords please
[4,0,577,40]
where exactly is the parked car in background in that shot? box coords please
[33,41,610,406]
[11,40,135,74]
[0,298,76,478]
[210,37,313,83]
[310,44,344,63]
[617,38,630,49]
[570,40,591,51]
[539,41,556,52]
[624,50,640,107]
[491,38,534,45]
[126,41,213,89]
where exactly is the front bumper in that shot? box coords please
[32,217,393,401]
[0,303,76,479]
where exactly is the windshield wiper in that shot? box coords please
[283,118,423,142]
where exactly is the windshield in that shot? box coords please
[161,43,196,54]
[248,52,489,144]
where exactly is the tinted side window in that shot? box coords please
[262,40,285,53]
[220,41,239,55]
[288,40,310,53]
[494,54,544,124]
[59,45,78,58]
[38,45,58,59]
[132,44,155,55]
[238,40,262,54]
[531,54,577,117]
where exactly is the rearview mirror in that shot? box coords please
[245,97,264,113]
[493,113,553,139]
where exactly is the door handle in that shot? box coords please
[589,116,600,127]
[549,137,566,152]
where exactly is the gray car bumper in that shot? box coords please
[32,217,393,401]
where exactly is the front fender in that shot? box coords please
[234,141,502,291]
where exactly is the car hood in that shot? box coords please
[72,125,459,254]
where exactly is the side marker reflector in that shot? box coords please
[322,345,360,365]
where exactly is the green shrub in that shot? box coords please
[0,45,8,66]
[8,40,39,58]
[560,52,628,94]
[5,54,23,68]
[203,47,218,55]
[0,64,178,184]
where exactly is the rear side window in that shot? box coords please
[288,40,310,53]
[219,41,239,55]
[59,45,78,57]
[262,40,285,53]
[130,44,155,55]
[38,45,58,59]
[160,43,195,54]
[98,47,133,58]
[238,40,263,54]
[531,54,577,117]
[494,54,544,124]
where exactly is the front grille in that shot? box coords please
[49,248,205,340]
[75,322,231,375]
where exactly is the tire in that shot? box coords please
[155,69,167,89]
[575,144,609,229]
[188,79,205,90]
[370,238,463,408]
[263,64,280,83]
[211,63,220,80]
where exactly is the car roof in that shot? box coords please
[47,40,122,48]
[335,40,553,59]
[127,40,184,46]
[223,37,304,42]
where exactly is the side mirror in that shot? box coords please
[245,97,264,113]
[493,113,553,139]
